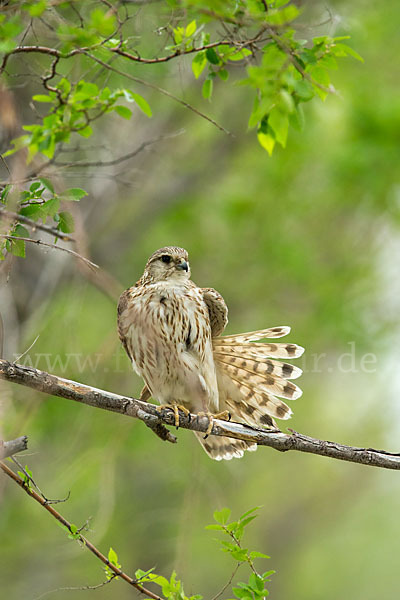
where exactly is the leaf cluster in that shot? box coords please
[207,507,274,599]
[0,179,87,259]
[5,79,151,162]
[0,0,361,158]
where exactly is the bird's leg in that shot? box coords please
[139,385,151,402]
[197,410,231,438]
[156,404,191,429]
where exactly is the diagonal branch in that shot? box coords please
[0,359,399,470]
[0,235,98,270]
[0,461,163,600]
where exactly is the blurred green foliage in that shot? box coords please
[1,1,400,599]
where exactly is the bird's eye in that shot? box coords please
[161,255,171,264]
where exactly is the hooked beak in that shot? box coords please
[176,260,189,272]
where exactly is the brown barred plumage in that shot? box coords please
[117,247,304,461]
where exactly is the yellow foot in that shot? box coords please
[197,411,231,439]
[157,404,191,429]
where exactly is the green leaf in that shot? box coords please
[173,26,183,45]
[19,204,45,221]
[58,77,71,95]
[90,8,116,37]
[228,547,249,561]
[268,108,289,147]
[42,197,60,217]
[32,94,53,103]
[249,573,264,592]
[293,78,314,101]
[213,507,231,524]
[266,4,300,25]
[262,570,276,578]
[77,125,93,138]
[239,515,257,528]
[227,48,252,61]
[202,78,213,100]
[218,68,229,81]
[192,51,207,79]
[289,105,305,131]
[73,81,99,102]
[57,211,74,233]
[108,547,120,567]
[39,178,54,193]
[135,567,155,581]
[39,134,56,159]
[61,188,88,201]
[68,523,80,539]
[239,507,261,520]
[257,131,275,156]
[185,20,197,37]
[28,0,47,17]
[29,182,41,193]
[3,134,30,157]
[129,92,152,117]
[8,236,25,258]
[249,551,270,559]
[334,43,364,62]
[205,524,224,531]
[14,224,30,238]
[206,48,220,65]
[0,184,11,204]
[114,105,132,120]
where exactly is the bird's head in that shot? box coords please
[142,246,191,283]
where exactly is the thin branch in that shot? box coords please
[0,207,75,242]
[1,38,249,70]
[33,578,114,600]
[13,334,40,363]
[0,359,399,470]
[0,235,98,270]
[0,461,163,600]
[211,563,241,600]
[53,131,184,169]
[11,455,71,505]
[0,435,28,459]
[109,40,239,64]
[84,52,233,136]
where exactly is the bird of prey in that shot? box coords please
[117,246,304,460]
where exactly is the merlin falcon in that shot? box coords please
[117,246,304,460]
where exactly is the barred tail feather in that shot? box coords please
[212,326,303,435]
[219,326,292,344]
[195,432,257,461]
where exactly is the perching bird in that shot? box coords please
[117,246,304,461]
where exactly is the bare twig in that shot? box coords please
[0,359,400,470]
[53,131,184,169]
[0,461,163,600]
[211,563,241,600]
[33,578,115,600]
[11,455,71,505]
[13,334,40,364]
[0,235,98,270]
[0,435,28,459]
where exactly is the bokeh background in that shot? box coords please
[1,1,400,599]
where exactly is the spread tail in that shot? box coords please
[199,326,304,460]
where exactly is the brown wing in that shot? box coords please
[117,287,134,359]
[201,287,228,338]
